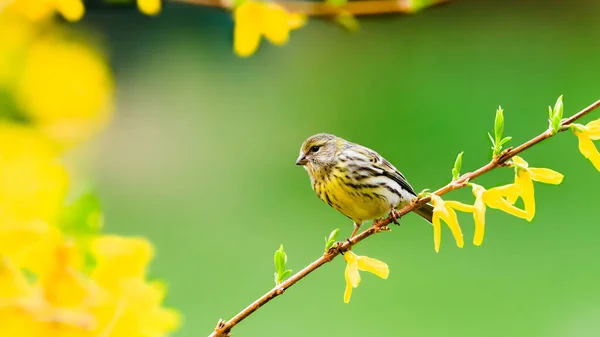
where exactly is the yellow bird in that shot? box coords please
[296,133,433,237]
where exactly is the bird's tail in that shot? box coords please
[413,203,434,223]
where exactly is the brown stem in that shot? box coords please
[172,0,450,16]
[208,98,600,337]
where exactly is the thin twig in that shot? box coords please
[172,0,450,16]
[208,98,600,337]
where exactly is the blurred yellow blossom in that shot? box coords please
[6,0,84,22]
[16,37,114,147]
[234,0,306,57]
[430,194,473,252]
[343,251,388,303]
[572,119,600,171]
[0,124,69,223]
[89,236,180,336]
[137,0,161,16]
[0,15,36,86]
[509,156,564,221]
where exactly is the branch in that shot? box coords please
[208,98,600,337]
[172,0,450,16]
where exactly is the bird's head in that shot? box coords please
[296,133,342,172]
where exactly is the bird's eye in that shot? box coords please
[311,145,321,153]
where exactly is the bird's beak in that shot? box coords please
[296,154,308,166]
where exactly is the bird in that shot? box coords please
[296,133,434,238]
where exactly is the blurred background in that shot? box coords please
[2,0,600,336]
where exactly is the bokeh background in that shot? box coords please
[4,0,600,336]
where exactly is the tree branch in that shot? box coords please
[172,0,450,16]
[208,98,600,337]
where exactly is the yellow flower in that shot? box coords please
[137,0,161,16]
[233,1,306,57]
[6,0,84,22]
[430,194,475,253]
[343,251,388,303]
[469,183,530,246]
[90,236,180,335]
[572,120,600,171]
[510,156,564,221]
[0,124,69,224]
[16,37,114,147]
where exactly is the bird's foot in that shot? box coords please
[330,238,352,255]
[389,209,402,226]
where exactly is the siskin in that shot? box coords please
[296,133,434,237]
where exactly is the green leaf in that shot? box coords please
[324,228,340,252]
[494,106,504,145]
[335,11,359,32]
[548,105,554,119]
[59,191,103,238]
[554,95,564,121]
[499,136,512,146]
[274,245,287,274]
[326,0,347,7]
[281,270,292,280]
[550,95,564,133]
[451,151,464,180]
[487,132,496,150]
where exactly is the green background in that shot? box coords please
[78,1,600,336]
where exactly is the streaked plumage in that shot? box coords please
[296,133,433,237]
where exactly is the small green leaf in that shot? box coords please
[417,188,431,198]
[487,132,496,149]
[554,95,564,121]
[335,11,359,32]
[324,228,340,252]
[326,0,347,7]
[494,106,504,145]
[499,136,512,146]
[548,105,553,119]
[281,270,292,280]
[451,152,463,180]
[274,245,287,274]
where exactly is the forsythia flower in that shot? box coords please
[137,0,161,16]
[509,156,564,221]
[429,194,472,253]
[343,251,389,303]
[16,37,114,147]
[571,119,600,171]
[0,232,180,337]
[233,0,306,57]
[6,0,85,22]
[0,124,68,224]
[468,183,530,246]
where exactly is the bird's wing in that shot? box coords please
[358,146,417,196]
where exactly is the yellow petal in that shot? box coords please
[288,13,307,30]
[262,3,290,45]
[473,198,486,246]
[586,119,600,139]
[516,171,535,221]
[483,190,530,220]
[343,279,353,303]
[432,212,442,253]
[56,0,85,21]
[512,156,529,169]
[138,0,161,15]
[445,200,476,213]
[576,132,600,171]
[488,183,521,205]
[527,167,564,184]
[356,256,389,279]
[439,207,464,249]
[233,1,263,57]
[344,252,360,288]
